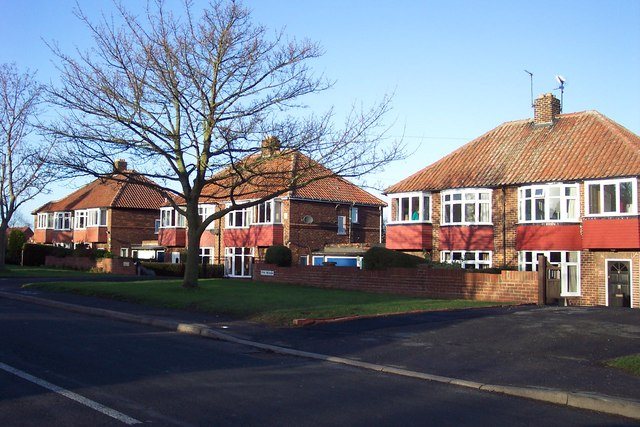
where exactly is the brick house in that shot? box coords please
[32,160,165,257]
[158,143,386,277]
[385,93,640,308]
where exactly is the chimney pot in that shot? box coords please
[115,159,128,171]
[261,136,281,157]
[533,93,561,125]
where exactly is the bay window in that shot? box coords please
[226,205,252,228]
[37,213,53,229]
[74,210,87,229]
[519,251,580,296]
[442,189,491,225]
[160,207,186,228]
[54,212,71,230]
[518,183,579,222]
[252,199,282,225]
[198,204,216,230]
[86,208,108,227]
[441,250,492,269]
[585,178,637,216]
[389,192,431,223]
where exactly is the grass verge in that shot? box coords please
[25,279,507,326]
[0,265,113,278]
[605,354,640,376]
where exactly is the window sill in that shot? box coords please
[387,221,432,225]
[440,223,493,227]
[517,221,581,225]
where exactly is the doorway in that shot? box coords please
[607,260,631,307]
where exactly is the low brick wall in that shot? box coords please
[253,263,539,304]
[45,256,137,275]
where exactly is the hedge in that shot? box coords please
[140,262,225,278]
[22,244,73,266]
[362,247,427,270]
[264,245,292,267]
[7,230,27,265]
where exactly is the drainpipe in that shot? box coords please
[379,206,383,244]
[502,186,507,266]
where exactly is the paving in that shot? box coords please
[1,276,639,420]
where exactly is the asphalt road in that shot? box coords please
[0,298,634,426]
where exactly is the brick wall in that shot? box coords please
[253,263,539,304]
[110,208,160,255]
[45,256,138,275]
[287,201,381,261]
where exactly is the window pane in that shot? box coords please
[480,202,490,222]
[620,181,633,213]
[603,184,616,212]
[479,192,490,200]
[464,252,475,260]
[479,252,490,261]
[588,184,600,214]
[401,198,409,221]
[535,198,545,220]
[548,197,560,220]
[411,196,419,220]
[465,193,475,200]
[566,199,576,220]
[549,187,560,197]
[452,252,462,261]
[392,198,399,221]
[525,199,532,221]
[452,204,462,223]
[453,193,462,201]
[567,265,578,293]
[444,205,451,223]
[422,196,430,221]
[274,200,282,223]
[550,252,561,263]
[567,252,578,263]
[465,203,476,222]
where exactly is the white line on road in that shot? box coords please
[0,361,141,425]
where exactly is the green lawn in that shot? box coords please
[0,265,114,278]
[25,279,507,326]
[605,354,640,376]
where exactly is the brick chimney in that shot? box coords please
[261,136,281,157]
[534,93,561,125]
[114,159,128,172]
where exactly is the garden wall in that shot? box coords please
[45,256,137,275]
[253,263,540,304]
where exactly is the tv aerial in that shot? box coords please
[524,70,534,108]
[554,75,566,112]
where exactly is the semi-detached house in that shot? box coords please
[385,93,640,308]
[32,160,165,257]
[158,140,386,277]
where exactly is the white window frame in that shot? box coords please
[441,189,492,226]
[54,212,72,231]
[74,210,88,229]
[199,247,214,265]
[252,199,282,225]
[37,213,53,229]
[441,250,492,269]
[337,215,347,235]
[198,204,216,230]
[224,247,254,277]
[388,192,432,223]
[351,207,359,224]
[154,219,160,234]
[226,204,253,229]
[584,178,637,217]
[518,183,580,223]
[518,250,581,297]
[86,208,107,227]
[160,207,186,228]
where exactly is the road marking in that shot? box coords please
[0,362,141,425]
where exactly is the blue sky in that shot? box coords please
[1,0,639,222]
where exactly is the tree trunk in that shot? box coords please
[182,205,202,288]
[0,222,8,269]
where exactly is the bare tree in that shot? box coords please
[46,0,401,287]
[0,63,57,267]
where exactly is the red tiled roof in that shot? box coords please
[385,111,640,193]
[34,171,165,213]
[200,151,386,206]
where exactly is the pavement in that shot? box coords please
[1,276,639,421]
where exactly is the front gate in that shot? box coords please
[537,255,561,305]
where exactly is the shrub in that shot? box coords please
[7,229,27,264]
[264,245,292,267]
[362,247,426,270]
[140,262,225,278]
[22,243,73,266]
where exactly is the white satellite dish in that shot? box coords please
[302,215,314,224]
